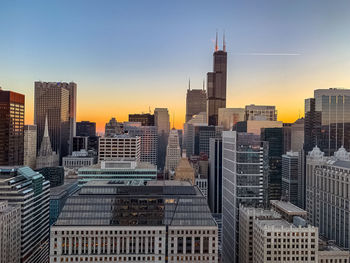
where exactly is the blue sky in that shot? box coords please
[1,0,350,130]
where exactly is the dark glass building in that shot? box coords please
[72,136,88,152]
[34,82,77,160]
[128,113,155,126]
[0,89,25,166]
[194,125,223,156]
[207,34,227,126]
[261,127,284,202]
[76,121,96,137]
[186,88,207,122]
[208,138,222,214]
[36,166,65,187]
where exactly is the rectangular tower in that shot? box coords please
[34,82,77,160]
[207,35,227,126]
[0,89,25,166]
[186,88,207,122]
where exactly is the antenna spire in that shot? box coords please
[223,31,226,52]
[188,78,191,90]
[173,111,175,129]
[215,31,218,51]
[203,79,205,90]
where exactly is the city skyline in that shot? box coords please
[1,0,350,132]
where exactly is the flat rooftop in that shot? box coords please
[270,200,307,215]
[256,219,292,229]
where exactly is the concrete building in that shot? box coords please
[99,134,141,162]
[0,201,21,263]
[49,180,218,263]
[0,89,25,166]
[24,124,37,169]
[124,122,158,166]
[165,129,181,173]
[282,151,299,205]
[186,87,207,122]
[34,81,76,159]
[63,149,96,175]
[318,239,350,263]
[78,159,157,184]
[306,145,350,249]
[245,104,277,121]
[0,167,50,263]
[36,116,60,169]
[105,117,123,136]
[207,33,227,126]
[218,108,245,130]
[222,131,269,263]
[50,180,79,225]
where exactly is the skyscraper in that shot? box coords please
[0,88,25,166]
[245,104,277,121]
[218,108,245,130]
[154,108,170,170]
[261,127,284,202]
[34,81,77,160]
[0,167,50,263]
[222,131,269,263]
[281,151,299,205]
[24,124,37,169]
[165,129,181,173]
[208,138,222,214]
[76,121,96,137]
[105,117,123,136]
[207,33,227,126]
[186,86,207,122]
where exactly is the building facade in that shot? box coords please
[128,113,155,126]
[282,151,299,205]
[0,201,21,263]
[165,129,181,173]
[218,108,245,131]
[0,89,25,166]
[186,88,207,122]
[78,159,157,184]
[154,108,170,170]
[50,181,218,263]
[0,167,50,263]
[98,135,141,162]
[222,131,269,263]
[105,117,123,136]
[124,123,158,166]
[208,138,222,214]
[207,34,227,126]
[24,124,37,169]
[76,121,96,137]
[245,104,277,121]
[34,81,76,159]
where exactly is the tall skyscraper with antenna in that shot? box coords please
[207,32,227,126]
[186,80,207,122]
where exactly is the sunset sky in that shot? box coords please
[1,0,350,132]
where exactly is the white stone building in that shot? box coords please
[165,129,181,173]
[24,124,37,169]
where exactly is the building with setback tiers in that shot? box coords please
[207,33,227,126]
[0,89,25,166]
[0,167,50,263]
[50,180,218,263]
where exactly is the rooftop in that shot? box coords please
[54,180,215,227]
[256,219,292,229]
[270,200,307,215]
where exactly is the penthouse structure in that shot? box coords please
[50,180,218,263]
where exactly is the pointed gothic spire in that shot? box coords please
[215,31,218,51]
[44,115,49,137]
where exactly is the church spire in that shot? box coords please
[44,115,49,137]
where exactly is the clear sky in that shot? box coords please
[1,0,350,132]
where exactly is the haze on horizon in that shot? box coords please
[1,0,350,132]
